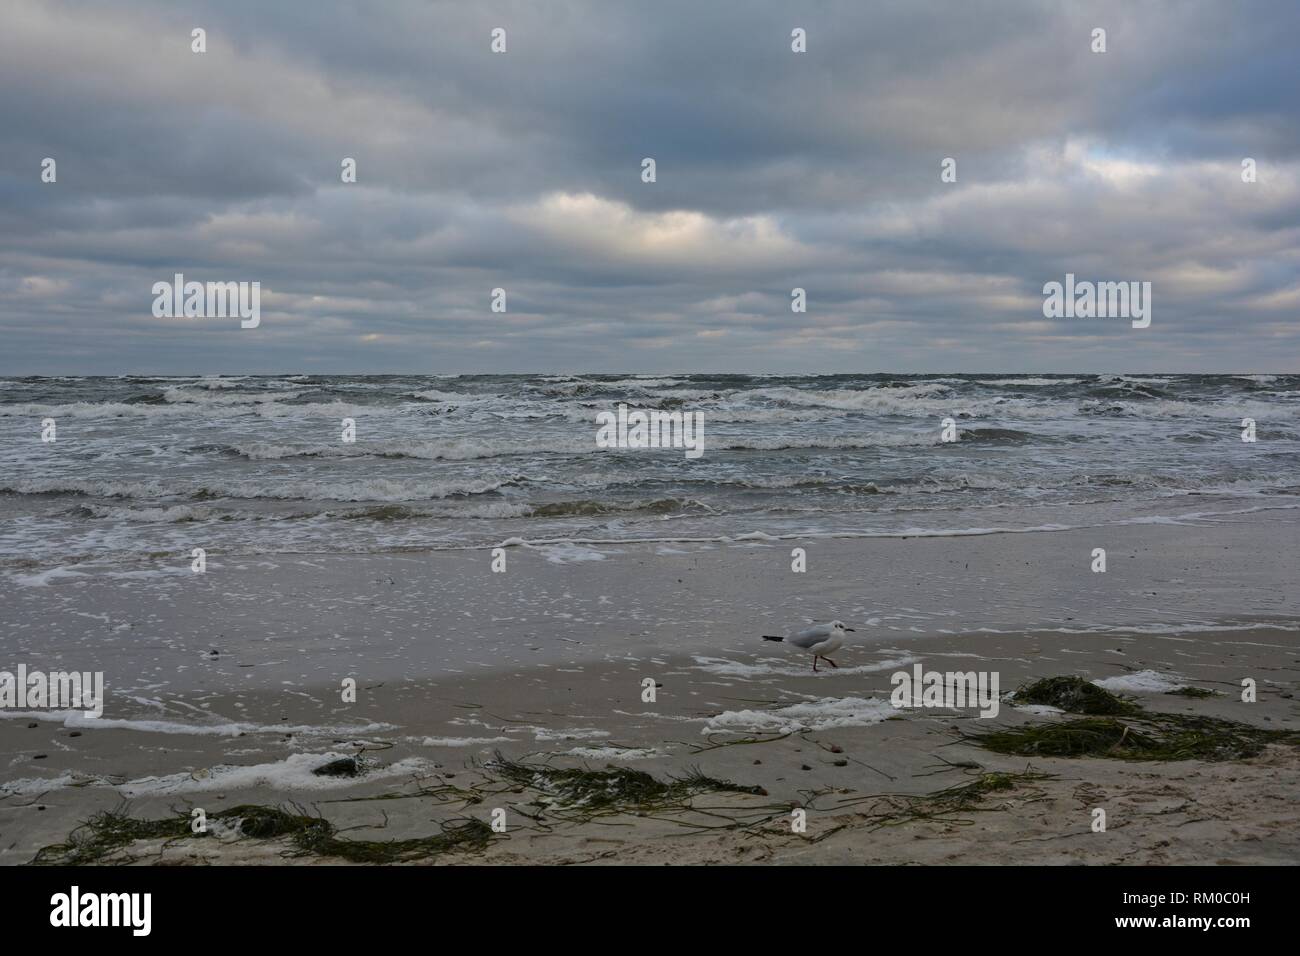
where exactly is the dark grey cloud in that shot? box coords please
[0,0,1296,374]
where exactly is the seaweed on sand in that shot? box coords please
[987,673,1300,761]
[30,806,196,866]
[1165,686,1220,698]
[486,752,772,824]
[1013,676,1139,715]
[32,757,783,863]
[972,718,1161,759]
[816,767,1056,831]
[30,803,492,866]
[290,815,493,864]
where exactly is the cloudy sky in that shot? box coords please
[2,0,1297,374]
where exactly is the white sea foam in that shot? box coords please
[407,388,495,403]
[703,696,896,734]
[232,437,595,461]
[534,542,612,564]
[0,752,430,797]
[602,377,691,389]
[1013,704,1066,715]
[0,475,514,503]
[564,746,660,759]
[752,383,952,410]
[691,654,920,678]
[80,503,216,522]
[0,709,395,737]
[976,378,1083,386]
[719,433,944,451]
[163,387,303,405]
[116,752,429,796]
[0,401,199,419]
[527,725,612,742]
[8,567,90,587]
[1092,670,1188,693]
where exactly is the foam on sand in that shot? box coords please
[1,752,431,798]
[703,696,896,734]
[529,725,612,742]
[564,746,660,760]
[1092,669,1188,693]
[1013,704,1066,716]
[691,654,919,679]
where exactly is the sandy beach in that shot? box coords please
[4,516,1297,866]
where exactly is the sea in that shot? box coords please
[1,373,1298,581]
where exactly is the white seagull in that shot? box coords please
[762,621,855,672]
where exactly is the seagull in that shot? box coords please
[762,621,855,672]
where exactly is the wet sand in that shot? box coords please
[2,518,1298,865]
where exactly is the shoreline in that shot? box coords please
[3,516,1297,865]
[3,514,1297,690]
[3,623,1296,865]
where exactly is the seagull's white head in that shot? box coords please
[828,620,855,633]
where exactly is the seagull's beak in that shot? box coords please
[845,627,856,632]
